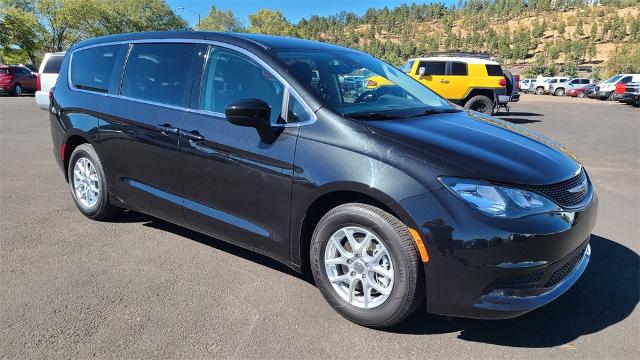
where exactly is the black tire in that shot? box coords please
[67,143,121,220]
[12,84,22,96]
[310,203,425,328]
[535,87,544,95]
[554,88,565,96]
[606,92,615,101]
[464,95,494,115]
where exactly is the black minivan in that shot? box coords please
[49,31,597,328]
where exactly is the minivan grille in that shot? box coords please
[522,170,590,208]
[545,240,589,287]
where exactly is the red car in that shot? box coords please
[0,65,38,96]
[567,84,595,98]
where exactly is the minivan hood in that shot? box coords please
[364,111,581,185]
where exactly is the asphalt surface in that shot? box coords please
[1,94,638,359]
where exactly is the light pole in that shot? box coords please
[177,6,201,29]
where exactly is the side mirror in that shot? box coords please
[418,66,426,78]
[225,98,277,143]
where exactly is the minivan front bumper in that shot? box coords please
[398,185,597,319]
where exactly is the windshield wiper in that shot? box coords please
[344,111,410,120]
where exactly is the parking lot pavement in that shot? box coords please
[1,94,638,359]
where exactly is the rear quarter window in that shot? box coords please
[450,62,468,76]
[71,46,121,92]
[42,55,64,74]
[485,64,503,76]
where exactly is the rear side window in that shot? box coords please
[71,46,120,93]
[485,64,503,76]
[0,68,9,74]
[420,61,446,76]
[450,62,467,76]
[121,43,195,106]
[43,55,64,74]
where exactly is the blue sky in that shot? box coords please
[167,0,453,27]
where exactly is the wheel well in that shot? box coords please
[298,190,400,275]
[63,135,89,181]
[464,89,495,104]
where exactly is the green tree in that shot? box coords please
[563,61,578,77]
[605,43,640,75]
[575,18,584,36]
[590,21,598,39]
[197,5,243,32]
[247,9,292,36]
[590,66,602,82]
[0,4,46,64]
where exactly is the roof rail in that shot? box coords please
[424,52,494,60]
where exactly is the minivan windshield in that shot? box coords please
[276,50,455,120]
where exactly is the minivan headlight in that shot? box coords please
[439,177,560,218]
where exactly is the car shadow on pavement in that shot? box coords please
[388,235,639,347]
[111,211,638,347]
[112,211,304,280]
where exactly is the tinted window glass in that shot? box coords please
[620,76,632,84]
[43,55,63,74]
[450,62,467,76]
[287,96,312,123]
[485,64,503,76]
[0,68,9,74]
[121,43,195,106]
[420,61,446,76]
[200,47,284,123]
[71,46,120,92]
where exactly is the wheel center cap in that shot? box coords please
[353,261,366,274]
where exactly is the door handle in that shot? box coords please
[439,79,450,84]
[156,124,179,135]
[180,129,205,142]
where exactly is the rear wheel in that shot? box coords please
[577,92,586,98]
[554,88,565,96]
[12,84,22,96]
[310,203,425,328]
[68,143,121,220]
[464,95,494,115]
[535,87,544,95]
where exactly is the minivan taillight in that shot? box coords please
[499,78,507,87]
[36,74,41,91]
[615,83,626,94]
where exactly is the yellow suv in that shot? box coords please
[368,56,507,114]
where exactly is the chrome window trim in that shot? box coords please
[67,38,317,128]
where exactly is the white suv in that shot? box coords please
[549,78,593,96]
[533,76,570,95]
[35,52,65,110]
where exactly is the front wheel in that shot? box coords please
[554,88,565,96]
[464,95,494,115]
[310,203,425,328]
[535,87,544,95]
[577,92,586,98]
[68,143,121,220]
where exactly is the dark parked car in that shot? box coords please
[0,65,38,96]
[622,82,640,107]
[49,32,597,328]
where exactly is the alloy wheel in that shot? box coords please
[15,85,22,96]
[324,226,394,309]
[72,157,100,209]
